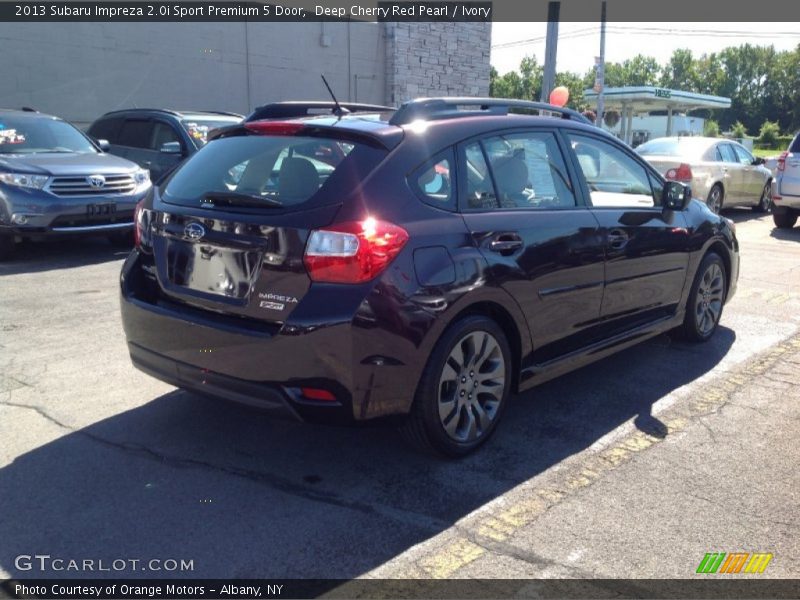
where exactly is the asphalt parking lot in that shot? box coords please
[1,210,799,589]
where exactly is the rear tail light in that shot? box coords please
[665,163,693,182]
[777,151,788,172]
[304,217,409,284]
[134,199,153,252]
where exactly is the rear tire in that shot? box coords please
[399,315,512,457]
[0,232,15,261]
[773,209,798,229]
[753,182,772,213]
[706,184,723,214]
[681,252,726,343]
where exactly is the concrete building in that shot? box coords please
[0,21,491,127]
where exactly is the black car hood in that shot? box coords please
[0,152,139,176]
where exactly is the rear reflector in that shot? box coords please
[304,217,409,284]
[244,121,306,136]
[300,387,337,402]
[665,163,693,182]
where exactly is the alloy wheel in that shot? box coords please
[707,186,722,214]
[695,263,725,336]
[759,183,772,212]
[437,331,506,443]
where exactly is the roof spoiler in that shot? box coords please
[246,101,393,121]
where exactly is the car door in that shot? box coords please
[116,118,156,171]
[457,129,606,363]
[564,131,690,331]
[732,143,763,200]
[718,143,745,205]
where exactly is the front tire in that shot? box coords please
[681,252,726,343]
[753,182,772,213]
[773,209,798,229]
[400,315,512,457]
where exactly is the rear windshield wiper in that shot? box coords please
[201,191,283,208]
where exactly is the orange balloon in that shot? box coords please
[549,86,570,107]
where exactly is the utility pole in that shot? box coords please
[595,1,607,127]
[540,2,560,103]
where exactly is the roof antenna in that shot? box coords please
[321,75,349,117]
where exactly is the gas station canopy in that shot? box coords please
[583,86,732,145]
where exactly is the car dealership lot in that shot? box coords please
[1,211,799,583]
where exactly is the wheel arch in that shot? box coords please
[705,239,733,299]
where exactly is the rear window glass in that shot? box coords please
[162,135,386,210]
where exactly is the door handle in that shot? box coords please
[488,233,523,255]
[608,228,629,250]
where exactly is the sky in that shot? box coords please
[491,22,800,76]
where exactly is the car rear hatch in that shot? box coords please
[778,136,800,197]
[140,120,394,324]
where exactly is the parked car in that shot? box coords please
[636,136,773,214]
[771,132,800,229]
[0,108,151,259]
[120,98,739,456]
[87,109,243,183]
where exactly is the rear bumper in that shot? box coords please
[120,250,423,422]
[772,179,800,209]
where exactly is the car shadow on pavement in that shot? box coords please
[770,226,800,242]
[723,208,767,224]
[0,327,734,581]
[0,238,129,275]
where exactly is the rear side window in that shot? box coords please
[118,119,155,149]
[474,131,576,210]
[87,117,123,142]
[410,151,455,210]
[162,134,386,210]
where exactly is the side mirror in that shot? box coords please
[663,181,692,210]
[752,156,766,166]
[160,141,182,155]
[96,139,111,152]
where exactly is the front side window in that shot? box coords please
[567,133,657,208]
[732,144,754,166]
[718,144,738,164]
[118,119,155,149]
[465,131,575,210]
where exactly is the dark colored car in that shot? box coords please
[120,98,740,456]
[87,108,243,183]
[245,101,393,123]
[0,108,151,259]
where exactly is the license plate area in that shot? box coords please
[87,203,116,217]
[164,239,262,300]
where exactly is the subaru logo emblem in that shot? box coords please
[87,174,105,188]
[184,222,206,241]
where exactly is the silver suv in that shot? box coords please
[0,108,151,259]
[772,133,800,229]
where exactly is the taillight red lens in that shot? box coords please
[300,387,337,402]
[304,218,409,284]
[777,151,788,172]
[666,163,693,182]
[244,121,306,136]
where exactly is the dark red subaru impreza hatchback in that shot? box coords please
[120,98,739,456]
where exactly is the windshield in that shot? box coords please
[636,138,708,159]
[163,134,385,210]
[181,118,243,148]
[0,116,97,154]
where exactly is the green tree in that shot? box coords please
[731,121,748,138]
[758,121,781,147]
[704,120,720,137]
[660,49,698,89]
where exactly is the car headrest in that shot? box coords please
[279,157,319,201]
[491,156,528,195]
